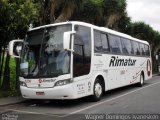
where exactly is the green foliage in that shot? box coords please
[0,55,6,86]
[72,0,105,25]
[0,0,39,92]
[0,56,16,90]
[130,22,154,40]
[0,0,39,40]
[10,57,16,90]
[126,22,160,73]
[104,0,126,15]
[116,12,131,33]
[71,0,129,31]
[55,0,84,23]
[104,0,127,29]
[41,0,84,24]
[128,22,160,47]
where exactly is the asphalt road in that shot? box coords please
[0,75,160,120]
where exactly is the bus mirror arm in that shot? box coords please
[63,31,76,53]
[64,49,74,53]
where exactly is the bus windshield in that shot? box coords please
[20,24,71,78]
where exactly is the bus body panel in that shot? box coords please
[92,53,152,90]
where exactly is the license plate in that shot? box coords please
[36,92,45,95]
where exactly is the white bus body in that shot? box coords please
[9,21,152,101]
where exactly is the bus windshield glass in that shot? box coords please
[20,24,71,78]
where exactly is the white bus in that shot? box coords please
[9,21,152,101]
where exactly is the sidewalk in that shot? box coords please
[0,96,25,106]
[0,73,159,106]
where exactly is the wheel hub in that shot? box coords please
[95,83,102,98]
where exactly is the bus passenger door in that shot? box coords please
[72,25,92,97]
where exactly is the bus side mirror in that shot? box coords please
[63,31,76,52]
[9,39,23,58]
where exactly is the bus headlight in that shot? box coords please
[20,81,27,87]
[54,79,72,86]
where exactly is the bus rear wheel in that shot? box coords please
[137,73,144,87]
[92,78,103,102]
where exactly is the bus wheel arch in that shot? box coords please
[91,75,105,101]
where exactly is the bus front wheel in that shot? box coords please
[92,78,103,101]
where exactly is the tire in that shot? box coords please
[91,78,103,102]
[137,73,144,87]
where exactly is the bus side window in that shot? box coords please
[139,43,145,56]
[101,33,109,52]
[108,34,122,54]
[145,44,150,56]
[94,30,109,53]
[94,31,102,52]
[121,38,132,55]
[131,41,140,55]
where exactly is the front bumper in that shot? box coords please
[20,84,76,100]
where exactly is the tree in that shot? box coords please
[71,0,105,25]
[39,0,84,24]
[129,22,154,41]
[103,0,127,30]
[1,53,10,90]
[54,0,84,23]
[72,0,130,32]
[50,0,60,23]
[37,0,50,25]
[151,31,160,72]
[0,0,39,90]
[128,22,160,72]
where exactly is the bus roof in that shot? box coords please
[29,21,149,45]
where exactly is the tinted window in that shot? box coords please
[94,31,102,52]
[101,33,109,52]
[121,38,132,54]
[108,35,122,54]
[74,25,91,77]
[94,31,109,53]
[131,41,140,55]
[139,43,145,55]
[144,44,150,56]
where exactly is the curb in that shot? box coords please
[153,73,160,77]
[0,97,26,107]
